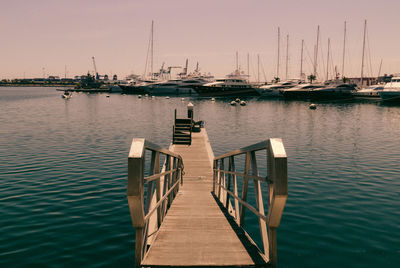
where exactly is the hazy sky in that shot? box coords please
[1,0,399,81]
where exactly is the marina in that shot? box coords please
[2,1,400,267]
[1,87,399,267]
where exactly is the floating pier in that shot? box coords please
[127,107,288,268]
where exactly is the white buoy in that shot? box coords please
[230,101,237,106]
[138,95,142,98]
[240,100,246,106]
[181,98,185,101]
[166,96,170,99]
[211,98,215,101]
[309,103,317,110]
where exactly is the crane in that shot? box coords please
[92,56,99,80]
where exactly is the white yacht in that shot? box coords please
[380,76,400,102]
[256,80,299,98]
[352,85,384,99]
[281,83,324,99]
[147,78,207,95]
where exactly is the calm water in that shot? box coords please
[1,87,399,267]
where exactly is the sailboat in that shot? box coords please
[352,20,384,99]
[120,21,157,95]
[256,30,299,97]
[309,35,357,100]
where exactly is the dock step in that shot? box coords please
[173,112,192,145]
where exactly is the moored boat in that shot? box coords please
[256,80,299,98]
[309,81,356,100]
[61,91,72,99]
[193,78,258,97]
[281,83,324,99]
[352,85,384,99]
[379,76,400,102]
[147,78,206,96]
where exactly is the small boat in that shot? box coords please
[309,103,317,109]
[230,101,237,106]
[61,91,72,99]
[379,76,400,103]
[240,100,247,106]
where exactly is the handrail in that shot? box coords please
[127,138,184,268]
[214,140,269,160]
[213,138,288,268]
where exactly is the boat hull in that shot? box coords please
[194,86,259,97]
[119,85,149,94]
[147,86,198,96]
[309,89,354,100]
[380,91,400,102]
[282,90,312,100]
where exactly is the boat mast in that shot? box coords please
[342,21,346,78]
[285,34,289,80]
[378,59,383,78]
[314,25,320,78]
[257,54,260,83]
[277,27,280,80]
[235,51,239,72]
[150,20,154,80]
[247,53,250,81]
[326,38,330,81]
[300,39,304,80]
[361,20,367,88]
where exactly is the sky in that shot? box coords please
[1,0,400,81]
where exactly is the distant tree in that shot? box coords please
[308,74,316,84]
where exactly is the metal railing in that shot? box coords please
[213,138,288,268]
[127,138,184,267]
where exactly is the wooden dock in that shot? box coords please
[127,127,287,267]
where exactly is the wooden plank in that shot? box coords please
[141,129,269,267]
